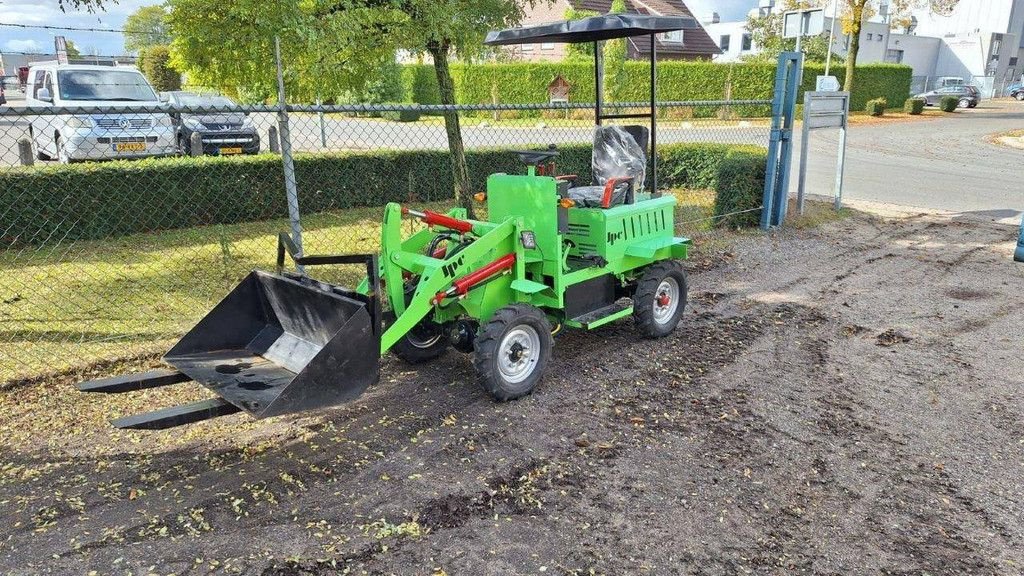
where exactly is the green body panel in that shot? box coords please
[365,168,691,352]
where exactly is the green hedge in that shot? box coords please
[866,97,887,116]
[939,95,959,112]
[402,61,911,117]
[0,143,766,247]
[904,97,925,115]
[711,148,767,228]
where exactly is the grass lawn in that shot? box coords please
[1,190,718,384]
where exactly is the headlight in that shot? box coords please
[241,116,254,129]
[66,116,92,129]
[182,117,203,130]
[154,115,174,128]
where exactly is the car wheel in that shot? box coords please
[1016,92,1024,101]
[957,98,970,109]
[55,134,70,164]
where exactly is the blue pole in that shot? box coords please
[1016,214,1024,262]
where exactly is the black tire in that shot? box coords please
[633,260,688,339]
[1016,92,1024,101]
[388,313,449,364]
[958,98,970,109]
[473,304,553,401]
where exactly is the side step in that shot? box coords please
[567,302,633,330]
[79,369,241,430]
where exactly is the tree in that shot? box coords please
[124,5,172,54]
[838,0,959,92]
[744,0,836,63]
[317,0,546,216]
[139,45,182,92]
[64,39,82,59]
[604,0,628,102]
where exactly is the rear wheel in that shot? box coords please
[958,98,970,109]
[1016,92,1024,101]
[633,260,688,338]
[474,304,552,401]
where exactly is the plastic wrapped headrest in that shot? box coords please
[592,125,646,193]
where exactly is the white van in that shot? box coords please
[25,62,176,162]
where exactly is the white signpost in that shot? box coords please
[797,91,850,213]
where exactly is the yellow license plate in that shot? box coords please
[220,147,243,155]
[114,142,146,152]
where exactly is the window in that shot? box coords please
[741,33,752,51]
[56,69,157,102]
[521,44,533,52]
[1010,56,1018,66]
[885,49,903,63]
[867,33,873,40]
[720,34,731,51]
[661,30,682,43]
[541,42,554,50]
[878,34,883,41]
[32,70,45,99]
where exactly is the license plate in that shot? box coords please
[220,147,243,155]
[114,142,146,152]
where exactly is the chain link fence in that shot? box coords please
[0,97,771,384]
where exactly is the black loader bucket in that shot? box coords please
[79,246,382,430]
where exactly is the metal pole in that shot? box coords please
[650,33,658,197]
[825,0,839,77]
[594,41,604,126]
[1015,214,1024,262]
[317,97,327,148]
[797,96,810,215]
[275,36,304,273]
[834,120,847,210]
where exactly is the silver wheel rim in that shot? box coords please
[407,327,443,349]
[497,325,541,384]
[652,277,680,325]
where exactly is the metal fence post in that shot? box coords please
[275,36,304,273]
[761,51,801,229]
[17,138,33,166]
[317,98,327,148]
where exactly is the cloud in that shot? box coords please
[3,38,43,52]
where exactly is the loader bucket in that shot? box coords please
[162,270,380,419]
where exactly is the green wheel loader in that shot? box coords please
[78,13,700,429]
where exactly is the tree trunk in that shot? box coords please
[843,5,863,93]
[428,40,474,218]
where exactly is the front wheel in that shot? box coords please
[633,261,688,338]
[1015,92,1024,101]
[958,98,970,109]
[55,134,70,164]
[474,304,553,401]
[390,318,449,364]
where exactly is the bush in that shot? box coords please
[138,45,181,92]
[0,143,767,247]
[380,109,421,122]
[939,95,960,112]
[904,97,925,115]
[865,97,887,116]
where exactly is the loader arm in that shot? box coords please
[379,203,519,354]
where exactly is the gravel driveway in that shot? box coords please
[1,206,1021,575]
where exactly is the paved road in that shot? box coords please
[791,99,1024,223]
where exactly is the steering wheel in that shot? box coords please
[513,145,558,167]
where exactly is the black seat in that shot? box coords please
[566,125,648,208]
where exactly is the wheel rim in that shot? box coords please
[497,325,541,384]
[407,324,443,349]
[959,99,969,108]
[652,277,680,325]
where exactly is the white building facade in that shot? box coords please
[706,0,1024,95]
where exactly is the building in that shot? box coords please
[704,0,1024,95]
[511,0,721,62]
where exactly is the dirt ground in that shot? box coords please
[1,204,1022,576]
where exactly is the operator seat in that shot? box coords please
[565,125,649,208]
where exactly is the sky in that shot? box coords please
[1,0,757,58]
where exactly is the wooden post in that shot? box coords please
[268,125,280,153]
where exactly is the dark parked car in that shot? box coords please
[1009,85,1024,101]
[163,91,260,155]
[914,85,980,108]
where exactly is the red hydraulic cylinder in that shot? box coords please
[432,253,516,305]
[402,207,474,234]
